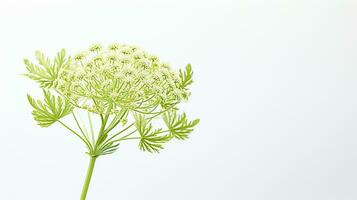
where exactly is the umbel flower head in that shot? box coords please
[24,43,199,155]
[56,43,190,114]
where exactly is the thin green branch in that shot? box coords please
[106,131,139,144]
[57,120,93,151]
[104,123,135,144]
[100,129,137,149]
[104,109,128,134]
[95,104,113,147]
[72,111,92,148]
[112,137,140,143]
[87,111,96,146]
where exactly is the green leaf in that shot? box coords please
[99,142,120,156]
[27,90,73,127]
[179,64,193,89]
[162,110,199,140]
[134,114,170,153]
[24,49,69,88]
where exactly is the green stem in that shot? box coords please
[58,120,93,151]
[80,156,97,200]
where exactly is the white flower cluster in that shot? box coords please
[56,43,189,114]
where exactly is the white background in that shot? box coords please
[0,0,356,199]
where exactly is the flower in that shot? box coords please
[56,43,191,114]
[108,43,120,51]
[74,52,87,61]
[89,44,103,52]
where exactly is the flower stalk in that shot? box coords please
[80,156,97,200]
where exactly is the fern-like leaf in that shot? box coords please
[162,110,199,140]
[24,49,69,88]
[27,90,73,127]
[135,114,170,153]
[179,64,193,89]
[99,142,120,156]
